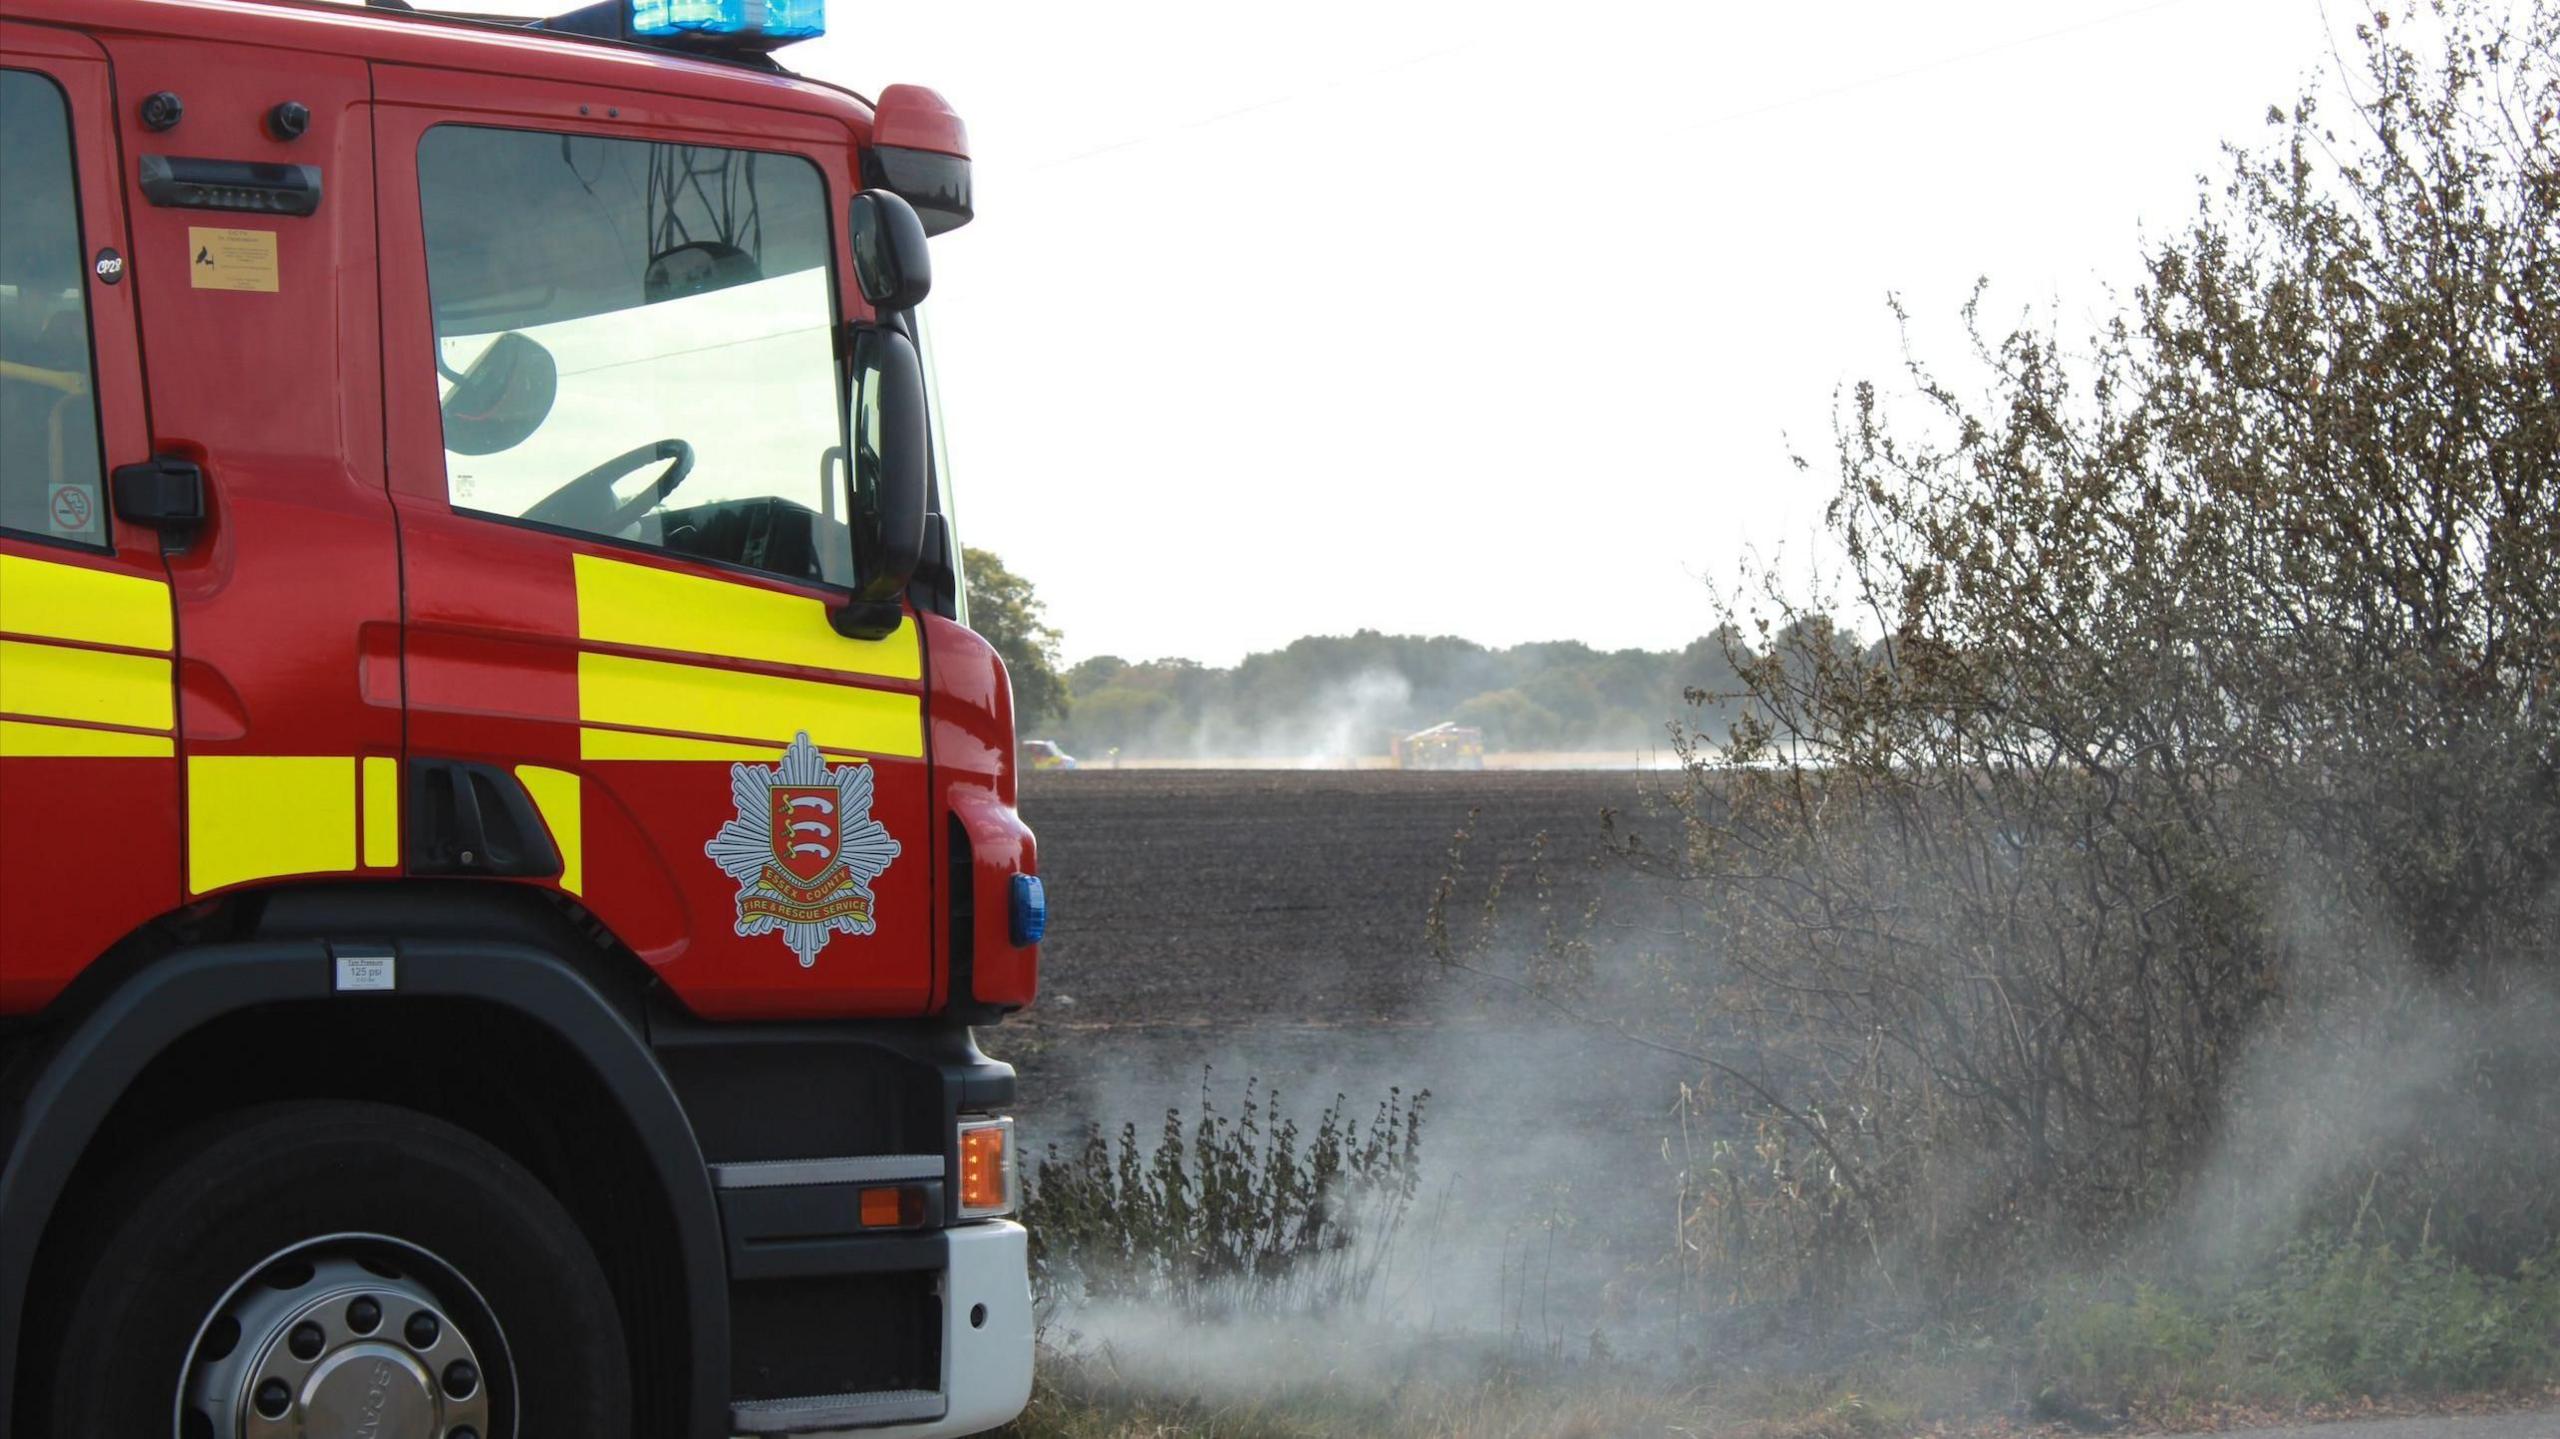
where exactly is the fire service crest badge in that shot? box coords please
[705,732,902,967]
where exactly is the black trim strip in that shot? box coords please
[726,1228,946,1282]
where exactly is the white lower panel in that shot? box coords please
[794,1220,1034,1439]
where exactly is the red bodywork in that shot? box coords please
[0,0,1037,1022]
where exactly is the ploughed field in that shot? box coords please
[1010,768,1656,1028]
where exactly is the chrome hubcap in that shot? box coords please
[179,1238,505,1439]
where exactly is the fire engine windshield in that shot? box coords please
[418,125,852,588]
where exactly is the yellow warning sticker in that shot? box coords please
[187,227,278,293]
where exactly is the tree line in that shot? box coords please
[955,562,1801,760]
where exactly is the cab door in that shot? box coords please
[92,33,399,913]
[0,23,177,1010]
[374,68,937,1018]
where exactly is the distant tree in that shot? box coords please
[1066,654,1130,693]
[962,547,1067,727]
[1067,686,1178,754]
[1453,688,1562,749]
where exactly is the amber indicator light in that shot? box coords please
[958,1122,1010,1214]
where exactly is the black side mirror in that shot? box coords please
[439,331,558,456]
[832,325,929,640]
[848,190,932,313]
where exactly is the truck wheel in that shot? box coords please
[45,1100,630,1439]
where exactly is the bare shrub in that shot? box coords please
[1024,1075,1429,1319]
[1489,0,2560,1311]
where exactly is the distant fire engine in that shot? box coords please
[1393,722,1486,770]
[0,1,1041,1434]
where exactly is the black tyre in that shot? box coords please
[44,1100,630,1439]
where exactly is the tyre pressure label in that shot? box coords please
[187,226,278,293]
[705,732,901,968]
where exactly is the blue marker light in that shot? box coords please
[630,0,823,40]
[758,0,825,36]
[1009,874,1048,947]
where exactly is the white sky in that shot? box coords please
[469,0,2354,665]
[813,1,2359,665]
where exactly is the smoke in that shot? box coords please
[1247,666,1414,765]
[2179,979,2560,1272]
[1088,666,1677,769]
[1013,864,1721,1403]
[1023,1027,1701,1401]
[1059,649,1729,769]
[1007,765,2560,1417]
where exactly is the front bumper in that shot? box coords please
[652,1015,1030,1438]
[729,1221,1032,1437]
[853,1220,1033,1438]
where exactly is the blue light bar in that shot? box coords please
[629,0,823,41]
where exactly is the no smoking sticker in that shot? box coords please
[47,484,96,538]
[187,226,278,293]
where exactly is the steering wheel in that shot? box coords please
[520,439,695,535]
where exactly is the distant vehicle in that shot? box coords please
[1024,740,1079,771]
[1393,722,1486,770]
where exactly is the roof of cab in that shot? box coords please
[17,0,875,129]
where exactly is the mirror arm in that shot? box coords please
[907,510,959,621]
[829,598,908,642]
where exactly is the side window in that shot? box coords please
[0,69,106,546]
[417,125,850,587]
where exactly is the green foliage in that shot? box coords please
[2032,1237,2560,1407]
[2033,1283,2219,1405]
[1022,1076,1428,1318]
[963,546,1069,726]
[2234,1237,2560,1400]
[1450,688,1563,750]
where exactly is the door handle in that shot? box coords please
[111,454,206,545]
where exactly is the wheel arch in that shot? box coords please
[0,936,729,1439]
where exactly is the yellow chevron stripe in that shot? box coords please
[0,553,172,651]
[0,718,174,757]
[187,755,356,894]
[579,727,869,763]
[0,640,172,731]
[572,553,920,681]
[514,764,583,894]
[362,756,401,868]
[577,652,923,760]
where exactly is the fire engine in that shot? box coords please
[0,1,1042,1434]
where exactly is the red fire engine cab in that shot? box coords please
[0,0,1042,1434]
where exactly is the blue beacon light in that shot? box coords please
[1009,874,1048,948]
[629,0,824,40]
